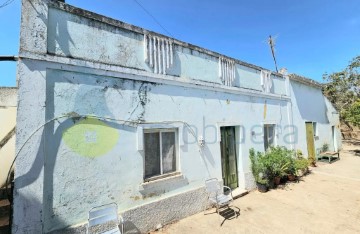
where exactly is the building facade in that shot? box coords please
[0,87,17,188]
[14,0,341,233]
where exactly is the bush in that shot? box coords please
[265,146,295,177]
[249,146,297,186]
[294,157,309,171]
[249,148,269,186]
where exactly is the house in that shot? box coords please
[0,87,17,188]
[13,0,341,233]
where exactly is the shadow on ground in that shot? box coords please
[343,139,360,146]
[205,206,240,226]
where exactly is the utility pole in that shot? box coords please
[268,35,278,73]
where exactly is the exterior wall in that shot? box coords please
[0,87,17,187]
[15,59,290,233]
[289,80,342,155]
[14,0,341,233]
[44,2,287,92]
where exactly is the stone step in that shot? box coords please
[0,186,11,200]
[0,199,10,230]
[232,188,248,200]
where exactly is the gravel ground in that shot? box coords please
[152,143,360,234]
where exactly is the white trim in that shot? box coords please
[217,124,244,190]
[263,124,277,150]
[312,122,318,137]
[137,126,144,151]
[159,132,163,174]
[140,123,184,146]
[20,52,291,101]
[216,122,243,143]
[142,127,179,181]
[49,1,287,78]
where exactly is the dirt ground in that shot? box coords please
[153,143,360,234]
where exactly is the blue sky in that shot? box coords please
[1,0,359,86]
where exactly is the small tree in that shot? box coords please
[344,101,360,127]
[323,56,360,127]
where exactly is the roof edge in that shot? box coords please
[289,74,323,89]
[50,1,286,78]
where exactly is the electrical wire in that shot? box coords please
[132,0,174,38]
[4,113,198,199]
[0,0,15,9]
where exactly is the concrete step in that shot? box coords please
[0,186,11,233]
[232,188,248,200]
[0,199,10,231]
[0,199,10,215]
[0,187,10,200]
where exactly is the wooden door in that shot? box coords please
[305,122,315,161]
[220,127,238,189]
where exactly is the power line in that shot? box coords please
[132,0,174,38]
[0,0,15,9]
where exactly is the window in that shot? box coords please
[144,129,177,180]
[264,124,275,151]
[312,122,318,136]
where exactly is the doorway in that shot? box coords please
[305,122,316,161]
[220,126,238,189]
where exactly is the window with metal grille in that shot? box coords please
[264,124,275,151]
[313,122,318,137]
[144,129,177,180]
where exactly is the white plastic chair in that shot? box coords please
[87,203,124,234]
[205,178,234,225]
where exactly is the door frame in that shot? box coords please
[220,126,239,189]
[332,126,338,152]
[305,122,316,161]
[217,122,243,189]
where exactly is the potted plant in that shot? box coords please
[267,146,293,185]
[322,143,329,152]
[256,172,269,193]
[295,157,309,177]
[249,149,269,193]
[286,156,296,181]
[272,162,289,185]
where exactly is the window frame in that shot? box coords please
[312,122,318,137]
[143,128,179,181]
[263,124,276,151]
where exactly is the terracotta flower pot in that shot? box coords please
[274,177,281,185]
[288,174,296,181]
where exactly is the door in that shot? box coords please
[220,127,238,189]
[305,122,316,161]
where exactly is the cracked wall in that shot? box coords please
[14,0,341,233]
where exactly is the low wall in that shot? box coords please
[49,186,208,233]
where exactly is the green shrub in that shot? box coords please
[294,157,309,171]
[249,148,269,185]
[321,143,329,152]
[249,146,297,184]
[265,146,295,177]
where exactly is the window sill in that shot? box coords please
[139,172,188,198]
[143,172,181,183]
